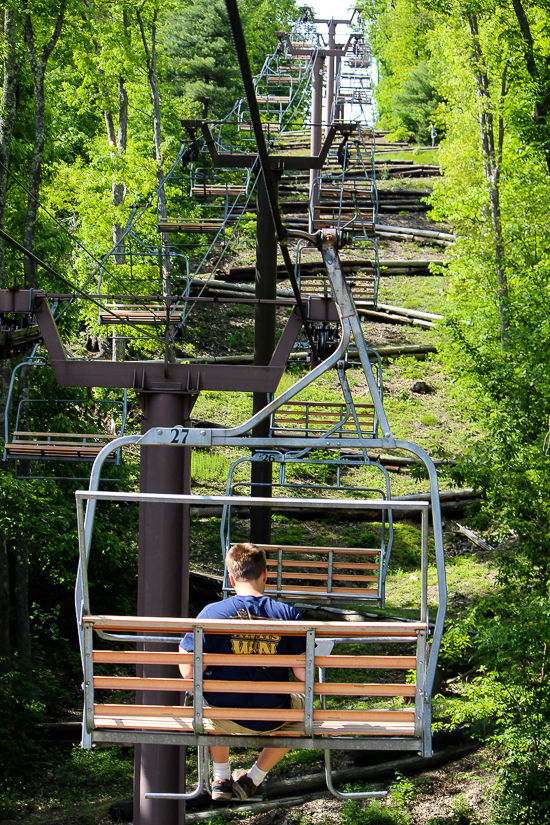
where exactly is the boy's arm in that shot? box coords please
[292,653,306,681]
[292,665,306,681]
[179,650,208,678]
[179,650,194,679]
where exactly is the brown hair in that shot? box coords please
[226,543,266,582]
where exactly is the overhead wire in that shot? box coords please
[0,226,169,344]
[0,141,187,302]
[0,145,198,343]
[222,0,319,363]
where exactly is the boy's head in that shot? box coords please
[226,543,267,582]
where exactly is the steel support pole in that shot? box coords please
[309,52,325,233]
[134,391,197,825]
[250,173,279,543]
[335,56,343,122]
[325,21,336,133]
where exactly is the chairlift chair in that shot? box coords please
[76,477,439,801]
[220,450,395,608]
[3,359,128,481]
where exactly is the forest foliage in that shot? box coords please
[360,0,550,819]
[1,0,550,819]
[0,0,298,796]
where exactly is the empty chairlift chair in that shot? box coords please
[220,450,395,608]
[3,360,128,480]
[97,271,190,331]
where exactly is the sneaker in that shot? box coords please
[211,778,233,802]
[232,769,258,801]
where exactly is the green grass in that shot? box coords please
[0,746,133,823]
[374,147,440,165]
[380,274,448,316]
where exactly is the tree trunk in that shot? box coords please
[0,9,20,286]
[13,361,30,664]
[0,354,12,671]
[22,3,66,289]
[14,529,30,664]
[112,75,128,264]
[136,10,175,362]
[468,14,509,346]
[96,9,130,265]
[0,530,10,673]
[510,0,550,176]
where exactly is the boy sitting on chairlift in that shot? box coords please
[180,542,306,802]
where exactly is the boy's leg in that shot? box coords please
[210,746,232,802]
[232,748,290,800]
[256,747,290,771]
[210,745,230,764]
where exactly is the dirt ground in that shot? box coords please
[187,748,495,825]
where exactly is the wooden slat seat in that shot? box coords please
[81,616,427,747]
[98,304,183,326]
[245,542,382,602]
[271,400,376,438]
[87,615,425,635]
[238,123,280,133]
[256,94,291,104]
[93,713,415,737]
[158,221,224,233]
[320,186,373,199]
[312,218,375,233]
[299,273,376,302]
[191,186,248,198]
[6,431,120,460]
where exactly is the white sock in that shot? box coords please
[212,760,231,782]
[247,762,268,787]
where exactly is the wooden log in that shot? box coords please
[225,259,442,282]
[377,303,443,321]
[355,308,436,329]
[191,277,294,299]
[375,223,454,242]
[376,230,451,247]
[454,521,494,551]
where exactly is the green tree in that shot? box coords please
[358,0,436,138]
[160,0,242,118]
[391,61,442,143]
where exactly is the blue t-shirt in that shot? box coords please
[180,595,306,731]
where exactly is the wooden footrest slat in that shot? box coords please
[93,715,415,736]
